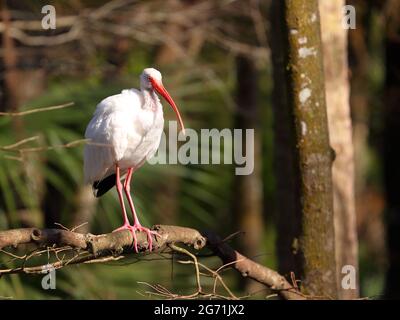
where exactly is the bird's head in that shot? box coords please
[141,68,185,134]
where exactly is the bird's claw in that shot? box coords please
[133,225,160,253]
[113,224,159,253]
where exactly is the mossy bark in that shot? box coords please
[282,0,337,298]
[269,0,303,280]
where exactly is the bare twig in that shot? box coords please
[0,102,74,117]
[170,243,202,294]
[0,136,39,151]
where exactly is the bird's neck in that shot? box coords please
[141,89,160,112]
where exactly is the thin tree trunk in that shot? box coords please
[72,186,97,233]
[319,0,359,299]
[1,3,46,228]
[233,54,264,294]
[280,0,337,298]
[153,0,185,225]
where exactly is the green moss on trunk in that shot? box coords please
[283,0,338,298]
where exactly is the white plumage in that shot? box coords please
[84,87,164,184]
[83,68,184,252]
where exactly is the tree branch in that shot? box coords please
[0,224,305,300]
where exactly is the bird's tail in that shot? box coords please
[92,174,116,198]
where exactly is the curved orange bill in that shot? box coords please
[150,77,185,135]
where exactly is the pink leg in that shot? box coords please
[112,164,139,251]
[124,168,159,252]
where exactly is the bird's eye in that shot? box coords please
[148,76,155,86]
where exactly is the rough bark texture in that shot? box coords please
[383,0,400,300]
[233,55,264,294]
[282,0,337,298]
[319,0,359,299]
[269,0,303,280]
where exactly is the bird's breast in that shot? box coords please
[119,108,164,169]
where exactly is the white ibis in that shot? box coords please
[83,68,185,252]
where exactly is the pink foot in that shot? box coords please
[113,224,139,252]
[113,223,159,253]
[133,224,160,253]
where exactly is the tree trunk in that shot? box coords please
[383,0,400,300]
[319,0,359,299]
[233,54,264,294]
[279,0,337,298]
[1,3,46,228]
[72,186,97,233]
[269,0,303,280]
[153,0,186,225]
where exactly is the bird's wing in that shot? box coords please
[83,90,143,184]
[84,111,114,184]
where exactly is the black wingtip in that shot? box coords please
[93,174,116,198]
